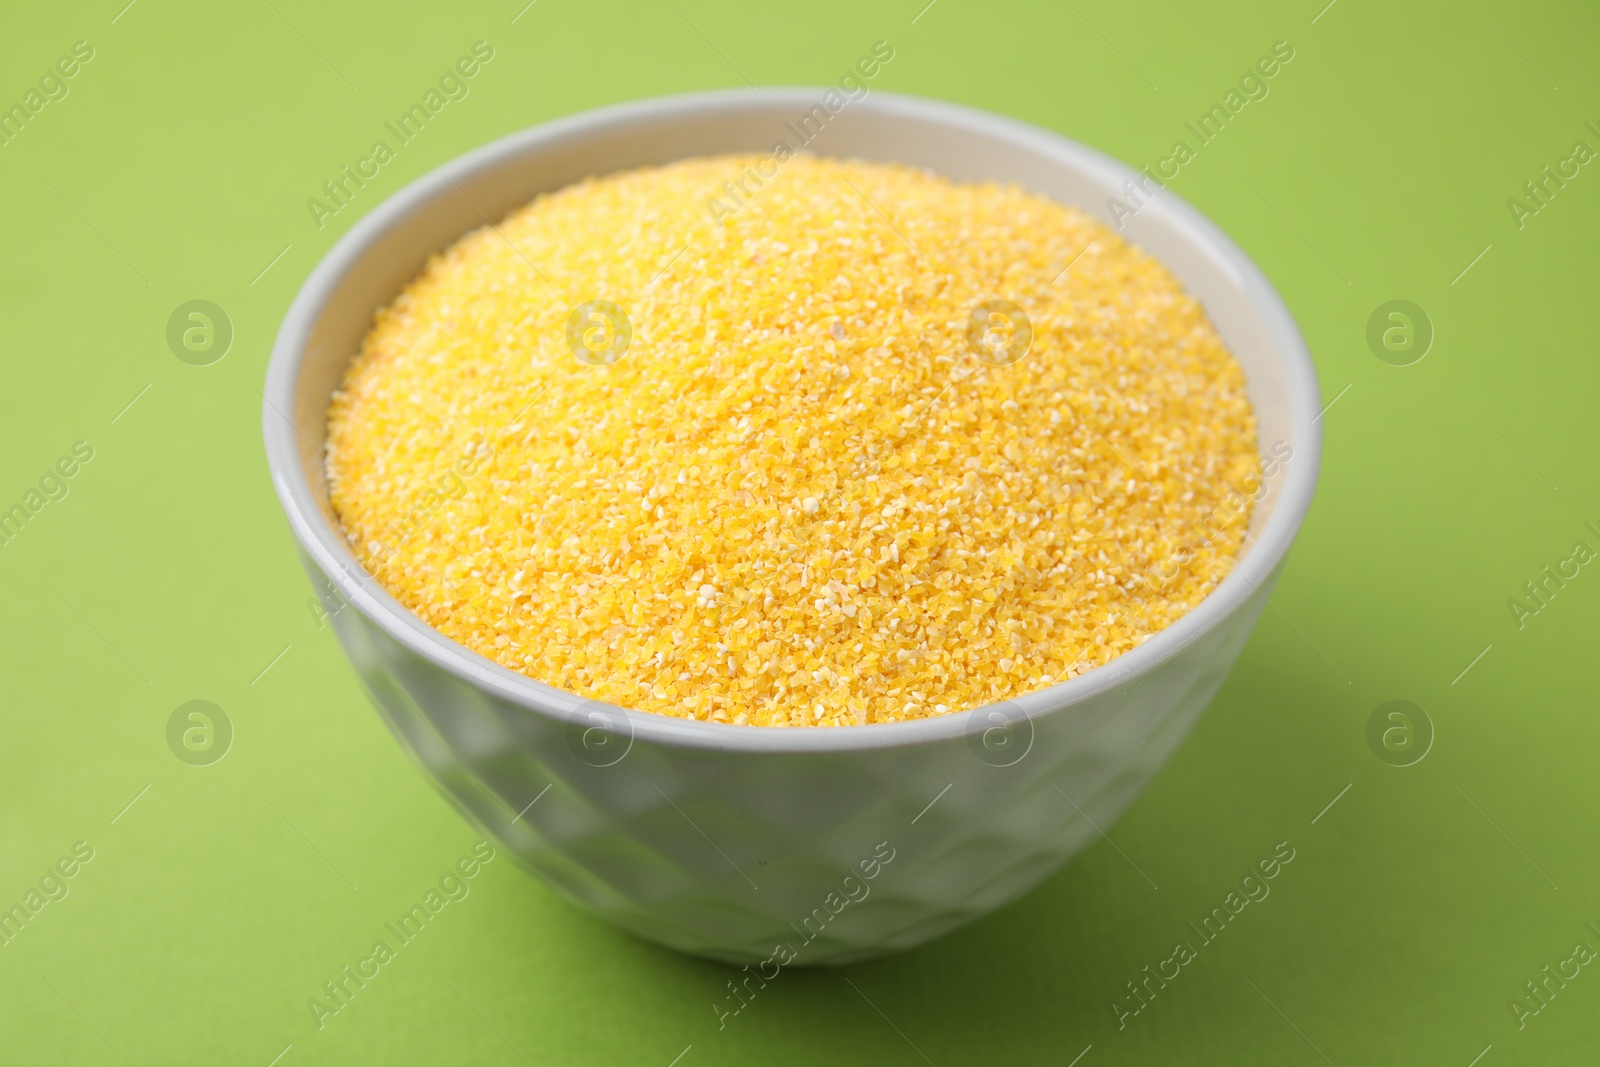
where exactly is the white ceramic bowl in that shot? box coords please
[263,89,1320,964]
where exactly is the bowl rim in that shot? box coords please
[263,86,1322,755]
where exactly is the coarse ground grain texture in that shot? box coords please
[325,154,1260,727]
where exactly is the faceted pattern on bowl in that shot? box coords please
[323,550,1274,963]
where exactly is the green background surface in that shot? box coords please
[2,0,1596,1063]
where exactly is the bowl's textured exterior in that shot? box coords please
[265,89,1321,964]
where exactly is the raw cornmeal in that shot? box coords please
[325,155,1259,727]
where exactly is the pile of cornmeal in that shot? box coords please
[325,155,1259,727]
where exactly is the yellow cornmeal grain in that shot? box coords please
[325,154,1259,727]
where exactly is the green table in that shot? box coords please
[3,0,1595,1062]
